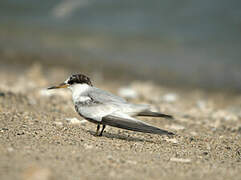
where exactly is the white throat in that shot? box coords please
[68,83,91,102]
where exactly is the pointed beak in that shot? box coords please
[47,82,69,90]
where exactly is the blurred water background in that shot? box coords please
[0,0,241,91]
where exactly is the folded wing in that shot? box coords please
[101,115,174,136]
[88,87,126,103]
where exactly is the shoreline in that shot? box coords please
[0,49,241,93]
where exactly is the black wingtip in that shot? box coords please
[138,111,174,119]
[162,114,173,119]
[158,129,175,136]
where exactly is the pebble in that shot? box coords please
[164,138,178,144]
[53,121,63,127]
[190,131,198,136]
[28,97,37,105]
[166,124,185,130]
[84,144,93,150]
[202,152,209,156]
[130,81,159,101]
[196,100,207,110]
[65,118,87,125]
[162,93,178,103]
[170,157,191,163]
[224,114,238,121]
[178,117,189,122]
[109,170,117,178]
[107,155,114,160]
[212,110,238,121]
[118,87,138,99]
[126,160,137,165]
[7,147,14,152]
[79,120,88,125]
[23,166,52,180]
[231,125,241,132]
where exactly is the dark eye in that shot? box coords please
[68,76,74,84]
[68,80,73,84]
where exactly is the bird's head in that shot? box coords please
[48,74,92,90]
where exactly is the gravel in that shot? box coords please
[0,63,240,180]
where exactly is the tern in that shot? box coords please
[48,74,174,136]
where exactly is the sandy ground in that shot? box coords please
[0,63,240,180]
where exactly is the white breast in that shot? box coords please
[75,96,91,103]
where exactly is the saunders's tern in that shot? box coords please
[48,74,174,136]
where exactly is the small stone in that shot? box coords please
[203,152,208,155]
[84,144,93,149]
[206,144,211,150]
[190,131,197,136]
[107,155,113,160]
[162,93,178,103]
[53,121,63,127]
[126,160,137,165]
[226,146,231,150]
[65,118,86,125]
[28,97,37,105]
[170,157,191,163]
[196,100,206,110]
[166,124,185,130]
[165,137,178,144]
[212,110,228,120]
[118,87,138,99]
[7,147,14,152]
[79,120,88,125]
[109,170,117,178]
[189,137,194,142]
[120,159,126,163]
[17,132,25,135]
[23,166,52,180]
[224,114,238,121]
[178,117,189,122]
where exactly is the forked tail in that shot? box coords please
[137,110,173,119]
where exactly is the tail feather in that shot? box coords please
[137,110,173,119]
[102,115,174,136]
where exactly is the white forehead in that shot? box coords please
[64,77,70,83]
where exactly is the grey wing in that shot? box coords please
[87,88,151,116]
[102,115,174,136]
[88,87,126,103]
[87,87,172,118]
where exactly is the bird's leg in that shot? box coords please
[99,125,106,136]
[95,124,100,136]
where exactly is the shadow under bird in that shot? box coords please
[48,74,174,136]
